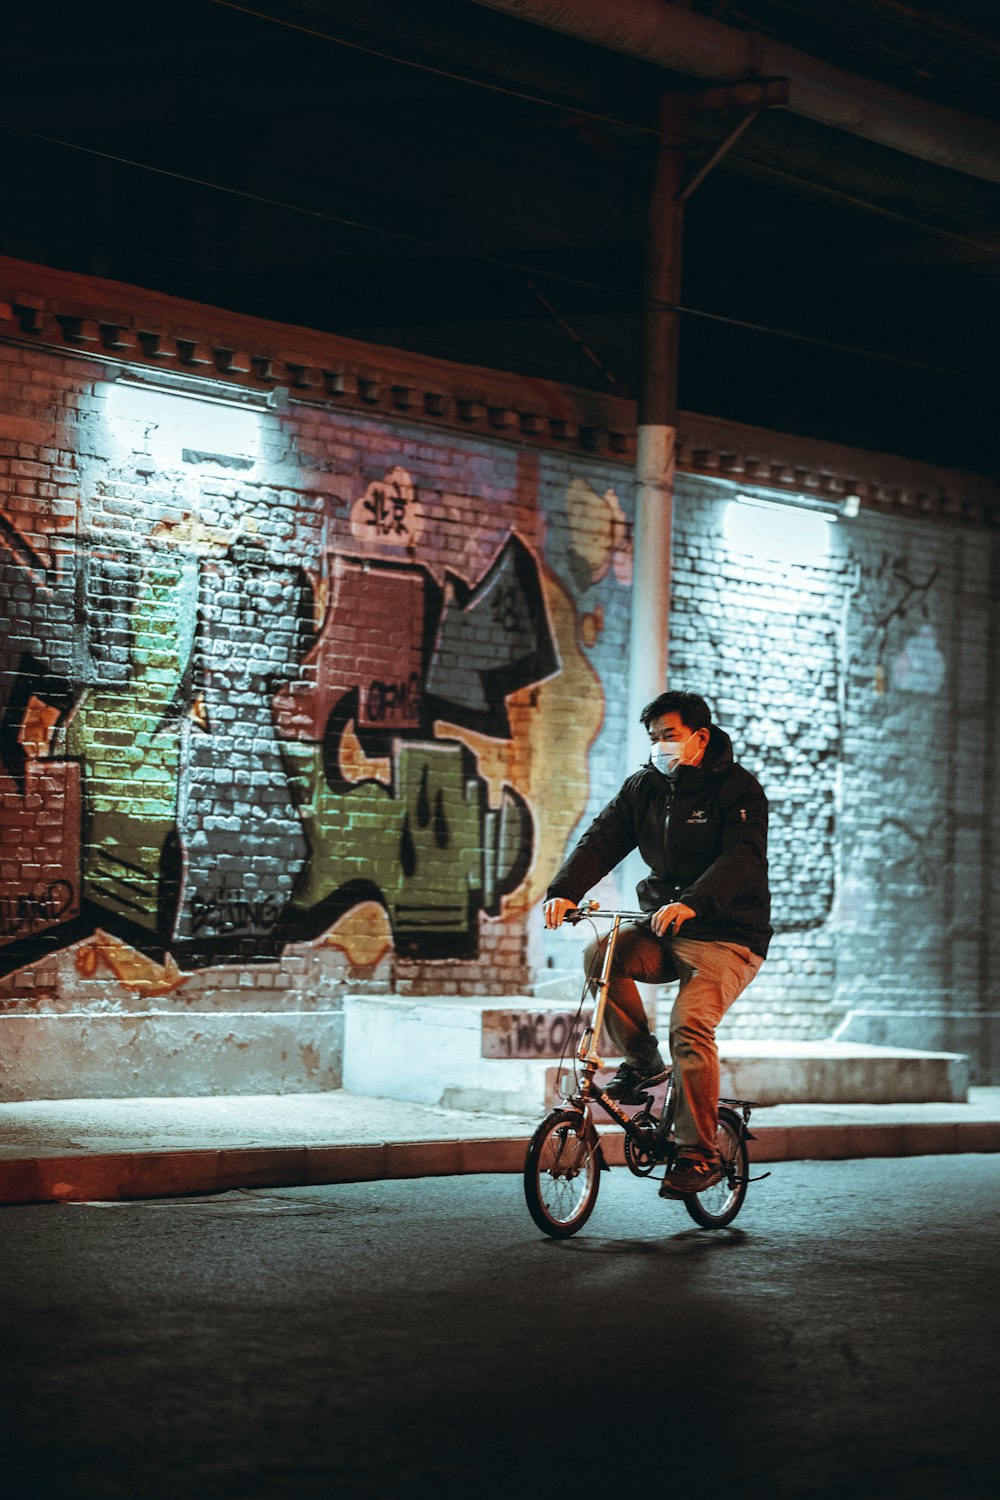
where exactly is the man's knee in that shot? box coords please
[583,936,603,974]
[583,934,628,977]
[669,1018,714,1061]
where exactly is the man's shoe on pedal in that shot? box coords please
[602,1061,669,1102]
[659,1153,724,1197]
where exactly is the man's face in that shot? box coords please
[647,712,693,746]
[647,712,709,766]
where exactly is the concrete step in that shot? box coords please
[342,994,969,1113]
[0,1012,344,1102]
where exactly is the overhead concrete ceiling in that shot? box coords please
[3,0,999,475]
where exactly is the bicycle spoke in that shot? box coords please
[524,1110,601,1236]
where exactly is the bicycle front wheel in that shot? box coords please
[683,1108,749,1229]
[524,1108,600,1238]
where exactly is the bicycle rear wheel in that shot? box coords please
[524,1108,600,1238]
[683,1108,749,1229]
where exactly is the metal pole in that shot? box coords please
[626,89,687,778]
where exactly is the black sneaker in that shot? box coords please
[602,1062,669,1103]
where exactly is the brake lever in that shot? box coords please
[564,901,600,925]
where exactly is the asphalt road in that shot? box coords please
[1,1156,997,1500]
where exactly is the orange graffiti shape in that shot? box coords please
[18,696,61,758]
[581,605,604,648]
[73,931,187,997]
[339,719,391,785]
[322,901,394,969]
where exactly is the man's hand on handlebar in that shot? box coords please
[543,898,578,929]
[650,902,696,937]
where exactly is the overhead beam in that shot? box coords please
[470,0,1000,184]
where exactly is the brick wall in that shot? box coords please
[669,479,1000,1077]
[669,479,846,1040]
[0,308,638,1093]
[1,257,998,1093]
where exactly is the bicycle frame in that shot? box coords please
[565,904,759,1158]
[564,904,677,1157]
[525,901,765,1234]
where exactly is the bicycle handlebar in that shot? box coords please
[563,903,649,925]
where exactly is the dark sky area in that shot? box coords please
[2,0,999,476]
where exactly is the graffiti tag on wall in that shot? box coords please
[0,491,562,973]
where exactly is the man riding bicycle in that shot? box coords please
[543,690,772,1197]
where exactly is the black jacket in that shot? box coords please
[546,725,772,957]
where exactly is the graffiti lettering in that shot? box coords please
[189,894,284,937]
[2,526,564,975]
[0,880,75,938]
[481,1009,588,1060]
[349,467,420,549]
[364,479,414,538]
[366,674,423,725]
[492,585,523,634]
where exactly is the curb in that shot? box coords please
[0,1139,530,1206]
[1,1119,998,1205]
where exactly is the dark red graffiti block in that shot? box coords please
[274,559,430,739]
[0,760,81,946]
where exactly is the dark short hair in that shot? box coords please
[640,691,712,732]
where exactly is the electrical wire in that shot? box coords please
[667,300,1000,384]
[206,0,689,144]
[0,121,634,303]
[205,0,1000,265]
[2,118,997,387]
[731,140,1000,260]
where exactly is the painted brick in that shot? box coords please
[1,275,998,1093]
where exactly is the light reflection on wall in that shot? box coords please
[104,381,262,469]
[723,496,835,565]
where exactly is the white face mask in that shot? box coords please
[650,732,696,778]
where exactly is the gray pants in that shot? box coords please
[583,923,763,1158]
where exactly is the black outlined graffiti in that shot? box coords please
[1,523,559,973]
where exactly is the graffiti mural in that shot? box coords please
[175,538,314,962]
[62,540,199,939]
[0,485,573,973]
[272,533,559,958]
[0,516,83,962]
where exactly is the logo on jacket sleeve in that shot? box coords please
[686,809,708,825]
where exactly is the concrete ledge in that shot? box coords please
[343,994,627,1114]
[834,1010,1000,1085]
[0,1012,344,1100]
[718,1040,969,1105]
[344,995,969,1110]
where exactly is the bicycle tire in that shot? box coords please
[524,1108,600,1238]
[683,1108,749,1229]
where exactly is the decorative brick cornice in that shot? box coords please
[675,412,1000,529]
[1,255,997,528]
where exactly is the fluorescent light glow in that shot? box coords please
[734,493,837,522]
[725,497,833,564]
[105,382,261,469]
